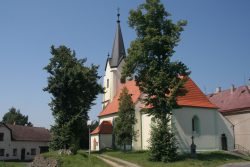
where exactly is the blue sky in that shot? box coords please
[0,0,249,128]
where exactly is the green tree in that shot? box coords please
[121,0,190,162]
[2,107,33,126]
[114,87,136,151]
[44,45,103,152]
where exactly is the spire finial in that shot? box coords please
[117,7,120,23]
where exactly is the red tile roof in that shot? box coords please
[99,80,141,116]
[2,123,51,142]
[90,121,113,135]
[177,78,217,108]
[99,78,217,117]
[207,86,250,113]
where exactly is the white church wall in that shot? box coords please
[103,60,125,108]
[173,107,234,152]
[99,114,117,125]
[216,112,234,151]
[141,113,153,150]
[173,107,218,152]
[103,62,112,106]
[90,134,99,151]
[133,102,143,150]
[133,106,234,152]
[99,134,112,149]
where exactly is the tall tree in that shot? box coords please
[2,107,33,126]
[114,87,136,151]
[44,45,102,152]
[121,0,190,162]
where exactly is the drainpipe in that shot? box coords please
[232,124,235,149]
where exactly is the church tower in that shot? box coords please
[102,11,126,108]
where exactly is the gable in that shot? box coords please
[0,123,12,141]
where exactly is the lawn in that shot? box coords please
[42,150,110,167]
[105,151,250,167]
[0,162,27,167]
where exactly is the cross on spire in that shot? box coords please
[117,7,120,23]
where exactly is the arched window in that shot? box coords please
[107,79,109,88]
[192,116,200,134]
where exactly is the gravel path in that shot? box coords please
[219,162,250,167]
[96,154,141,167]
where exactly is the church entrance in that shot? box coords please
[221,134,228,150]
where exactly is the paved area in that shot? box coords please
[96,154,141,167]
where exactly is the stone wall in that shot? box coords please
[31,155,59,167]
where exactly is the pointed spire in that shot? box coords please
[109,10,126,68]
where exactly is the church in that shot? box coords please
[90,14,234,152]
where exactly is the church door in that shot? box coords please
[21,148,25,160]
[221,134,228,150]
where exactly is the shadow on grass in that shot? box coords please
[77,151,88,158]
[176,151,250,162]
[102,149,250,163]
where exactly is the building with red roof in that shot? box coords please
[208,84,250,151]
[90,13,234,152]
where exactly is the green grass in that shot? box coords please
[42,150,110,167]
[104,151,250,167]
[0,162,27,167]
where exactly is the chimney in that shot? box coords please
[231,84,235,93]
[215,87,221,93]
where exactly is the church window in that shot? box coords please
[192,116,200,134]
[107,79,109,88]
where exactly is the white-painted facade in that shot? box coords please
[132,106,234,152]
[0,125,49,161]
[224,110,250,151]
[91,134,99,151]
[103,59,124,108]
[99,114,117,125]
[90,134,113,151]
[99,134,113,149]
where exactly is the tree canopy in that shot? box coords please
[114,87,136,151]
[2,107,33,126]
[121,0,190,162]
[44,45,103,152]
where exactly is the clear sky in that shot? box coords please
[0,0,249,129]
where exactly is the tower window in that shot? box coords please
[107,79,109,88]
[192,115,200,134]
